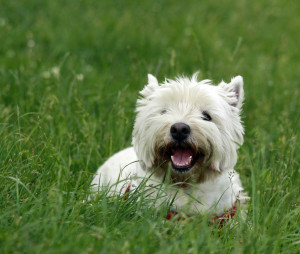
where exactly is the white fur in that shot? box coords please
[91,73,246,216]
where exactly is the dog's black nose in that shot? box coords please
[170,123,191,142]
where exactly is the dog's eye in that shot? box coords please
[160,109,167,115]
[202,111,211,121]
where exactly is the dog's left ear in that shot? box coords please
[139,74,159,98]
[219,76,244,109]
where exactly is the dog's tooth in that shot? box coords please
[171,155,174,162]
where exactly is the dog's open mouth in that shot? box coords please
[169,146,200,173]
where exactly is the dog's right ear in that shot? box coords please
[148,74,158,86]
[139,74,159,98]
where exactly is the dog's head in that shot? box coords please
[132,73,244,183]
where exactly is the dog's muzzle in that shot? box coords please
[168,123,202,173]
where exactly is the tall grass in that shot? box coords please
[0,0,299,253]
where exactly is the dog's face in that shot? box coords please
[132,73,244,183]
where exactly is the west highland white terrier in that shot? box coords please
[91,73,247,223]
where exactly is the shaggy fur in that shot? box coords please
[91,73,246,216]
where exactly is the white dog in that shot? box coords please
[91,73,246,222]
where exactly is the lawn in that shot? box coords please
[0,0,299,253]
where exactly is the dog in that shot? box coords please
[91,73,246,222]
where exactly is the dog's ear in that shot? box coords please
[148,74,158,86]
[219,76,244,109]
[229,76,244,109]
[140,74,159,98]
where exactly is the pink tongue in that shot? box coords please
[172,149,193,166]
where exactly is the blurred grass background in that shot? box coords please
[0,0,299,253]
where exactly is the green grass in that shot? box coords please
[0,0,299,253]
